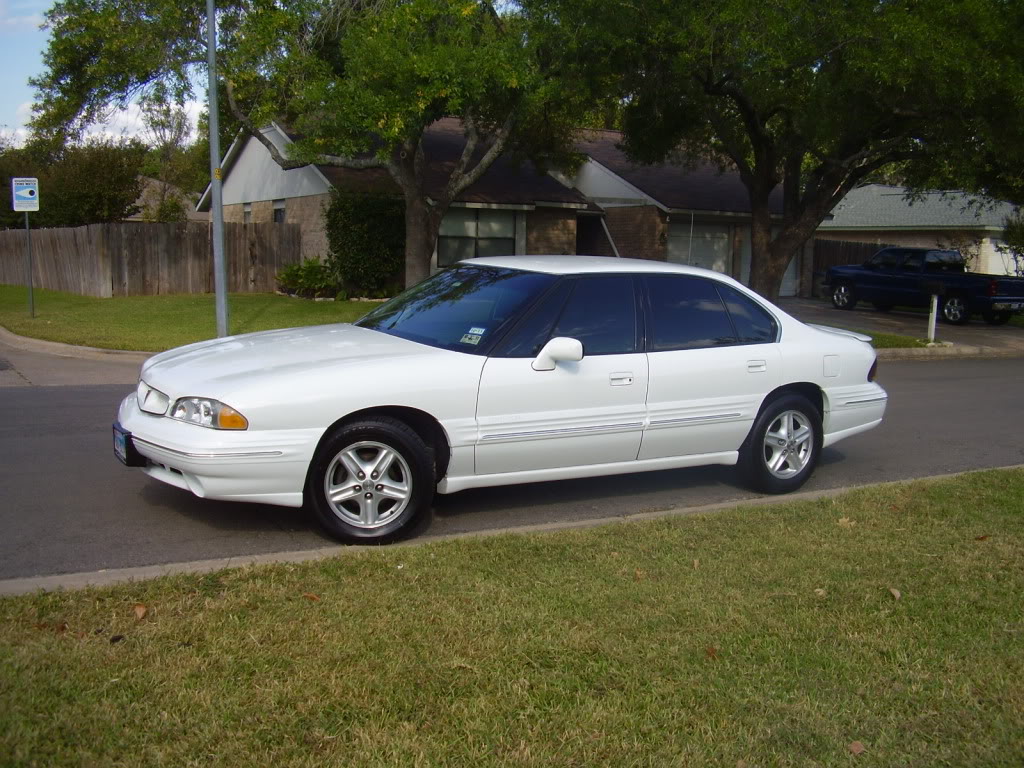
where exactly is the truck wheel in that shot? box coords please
[982,311,1012,326]
[831,282,858,310]
[940,295,970,325]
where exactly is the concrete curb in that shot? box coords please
[0,325,150,363]
[3,464,1022,597]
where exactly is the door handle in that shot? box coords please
[747,360,767,373]
[609,372,634,386]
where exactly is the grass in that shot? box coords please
[3,284,927,353]
[0,285,372,352]
[2,468,1023,767]
[844,328,927,349]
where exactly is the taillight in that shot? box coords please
[868,358,878,382]
[988,279,998,297]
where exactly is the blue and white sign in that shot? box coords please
[12,177,40,212]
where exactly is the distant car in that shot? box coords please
[824,247,1024,325]
[114,256,887,542]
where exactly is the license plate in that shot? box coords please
[113,425,129,464]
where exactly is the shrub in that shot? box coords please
[275,258,341,299]
[324,190,405,297]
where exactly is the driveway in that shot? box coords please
[778,297,1024,356]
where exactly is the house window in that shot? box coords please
[243,203,252,224]
[273,199,286,223]
[438,209,515,267]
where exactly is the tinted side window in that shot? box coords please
[491,280,573,358]
[645,275,736,351]
[718,284,777,344]
[551,276,637,355]
[901,251,924,271]
[869,250,900,270]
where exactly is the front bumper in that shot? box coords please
[115,393,323,508]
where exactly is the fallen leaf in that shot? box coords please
[110,635,125,644]
[889,588,901,601]
[706,646,718,659]
[837,517,856,528]
[814,588,827,598]
[849,740,866,755]
[302,593,321,602]
[737,761,748,768]
[133,604,148,621]
[975,534,990,541]
[693,558,700,570]
[634,569,646,582]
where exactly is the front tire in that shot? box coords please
[940,295,970,325]
[831,282,858,310]
[740,394,822,494]
[308,416,434,543]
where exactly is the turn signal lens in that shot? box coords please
[170,398,249,430]
[217,407,249,430]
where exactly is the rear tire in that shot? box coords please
[982,310,1012,326]
[831,282,858,310]
[307,416,434,543]
[940,295,970,325]
[739,394,822,495]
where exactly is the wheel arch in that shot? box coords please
[757,382,824,424]
[306,406,452,489]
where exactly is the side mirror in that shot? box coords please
[532,337,584,371]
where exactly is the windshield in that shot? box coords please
[356,265,557,353]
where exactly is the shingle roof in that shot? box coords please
[575,129,783,215]
[314,117,589,207]
[820,184,1017,230]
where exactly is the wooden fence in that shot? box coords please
[0,222,302,297]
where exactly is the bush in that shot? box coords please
[324,190,405,297]
[275,259,342,299]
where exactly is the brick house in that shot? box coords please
[198,121,814,295]
[564,129,807,296]
[816,184,1020,276]
[196,119,591,269]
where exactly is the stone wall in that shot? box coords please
[221,194,331,262]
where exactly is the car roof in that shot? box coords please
[467,254,724,277]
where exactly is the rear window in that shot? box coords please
[924,251,966,272]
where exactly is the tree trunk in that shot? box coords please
[403,195,442,288]
[747,192,789,302]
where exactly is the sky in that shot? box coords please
[0,0,201,146]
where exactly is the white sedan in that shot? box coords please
[114,256,887,542]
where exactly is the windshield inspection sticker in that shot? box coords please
[469,327,486,335]
[460,333,483,345]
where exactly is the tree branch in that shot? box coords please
[443,112,515,204]
[224,79,384,171]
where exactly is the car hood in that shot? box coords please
[140,323,448,396]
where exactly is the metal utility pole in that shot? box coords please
[206,0,229,337]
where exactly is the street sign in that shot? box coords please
[12,178,40,212]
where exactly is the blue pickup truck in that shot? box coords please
[824,247,1024,325]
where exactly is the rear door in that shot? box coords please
[639,275,780,460]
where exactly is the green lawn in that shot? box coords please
[1,284,927,352]
[2,469,1023,766]
[0,285,372,352]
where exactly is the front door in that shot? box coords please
[475,275,648,475]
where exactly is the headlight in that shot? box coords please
[170,398,249,430]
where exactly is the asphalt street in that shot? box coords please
[1,353,1022,581]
